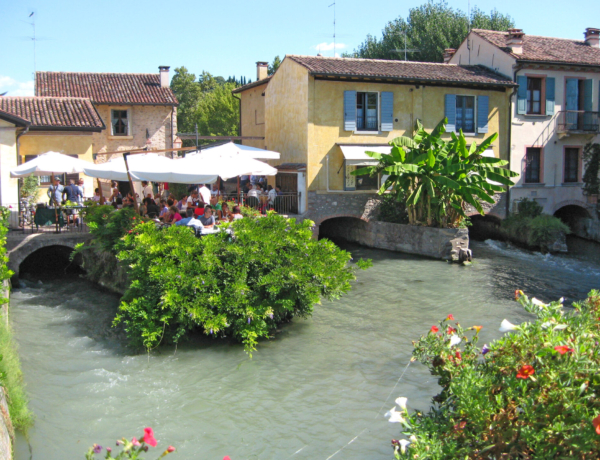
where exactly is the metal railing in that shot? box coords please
[357,116,378,131]
[212,191,301,215]
[556,111,599,133]
[12,204,90,234]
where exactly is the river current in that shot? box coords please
[10,240,600,460]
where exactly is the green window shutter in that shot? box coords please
[545,77,555,116]
[583,79,593,112]
[344,91,357,131]
[565,79,579,111]
[444,94,456,132]
[516,76,527,114]
[380,92,394,131]
[477,96,489,133]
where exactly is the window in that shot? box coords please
[526,77,542,114]
[455,96,475,133]
[356,92,378,131]
[564,148,580,183]
[111,109,129,136]
[525,148,542,183]
[344,163,380,191]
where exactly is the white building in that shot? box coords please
[449,27,600,239]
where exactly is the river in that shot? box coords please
[10,240,600,460]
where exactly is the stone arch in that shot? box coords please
[553,202,592,239]
[315,215,370,241]
[313,213,370,228]
[553,200,590,216]
[7,233,92,278]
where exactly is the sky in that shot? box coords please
[0,0,596,96]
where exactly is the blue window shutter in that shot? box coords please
[565,79,579,111]
[545,77,555,116]
[583,79,593,112]
[445,94,456,132]
[477,96,489,133]
[517,76,527,114]
[344,91,356,131]
[380,92,394,131]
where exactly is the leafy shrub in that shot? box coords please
[387,290,600,459]
[114,213,370,354]
[0,207,33,432]
[529,214,570,248]
[583,143,600,197]
[515,197,543,219]
[83,205,141,253]
[378,193,409,224]
[20,176,40,206]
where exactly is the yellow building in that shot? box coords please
[235,56,515,220]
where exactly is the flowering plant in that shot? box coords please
[389,290,600,459]
[85,428,175,459]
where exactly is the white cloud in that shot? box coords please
[313,42,346,52]
[0,76,34,96]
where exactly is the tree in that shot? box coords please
[346,1,513,62]
[268,56,282,76]
[353,118,518,227]
[170,67,202,134]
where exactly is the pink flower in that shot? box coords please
[447,326,457,334]
[143,427,157,447]
[447,314,454,321]
[430,326,439,333]
[167,446,176,453]
[224,457,232,460]
[132,437,141,447]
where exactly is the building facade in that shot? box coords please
[235,56,515,225]
[449,27,600,239]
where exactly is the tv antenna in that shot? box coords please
[328,1,336,56]
[391,31,420,61]
[26,11,38,75]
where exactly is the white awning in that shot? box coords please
[340,145,391,166]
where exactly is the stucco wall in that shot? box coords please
[451,33,515,78]
[310,79,510,192]
[240,83,268,149]
[19,132,95,201]
[265,59,309,165]
[0,121,20,208]
[91,105,175,155]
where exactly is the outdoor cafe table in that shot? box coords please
[34,207,65,229]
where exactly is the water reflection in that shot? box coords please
[11,240,599,460]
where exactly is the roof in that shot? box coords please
[472,29,600,66]
[36,71,178,106]
[232,75,272,94]
[0,97,105,131]
[286,55,516,88]
[0,109,31,127]
[276,162,306,172]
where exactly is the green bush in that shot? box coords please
[0,207,33,433]
[83,205,141,253]
[529,214,570,248]
[388,290,600,459]
[378,193,409,224]
[114,213,370,354]
[515,197,543,219]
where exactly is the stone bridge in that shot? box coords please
[6,232,93,279]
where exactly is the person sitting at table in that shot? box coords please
[218,202,230,221]
[109,187,122,204]
[123,197,135,209]
[159,199,169,220]
[145,198,161,218]
[175,208,195,226]
[267,185,276,207]
[194,202,205,218]
[178,194,188,212]
[113,197,123,209]
[166,205,182,223]
[199,206,215,228]
[186,190,200,211]
[92,188,101,202]
[230,206,243,221]
[138,199,147,216]
[247,184,259,198]
[276,185,283,196]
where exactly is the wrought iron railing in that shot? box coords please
[557,111,599,133]
[356,116,378,131]
[215,191,301,215]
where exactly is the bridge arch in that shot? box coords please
[316,215,370,241]
[553,201,592,239]
[7,233,92,279]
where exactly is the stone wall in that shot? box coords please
[80,246,128,296]
[0,285,13,460]
[320,217,469,261]
[464,192,508,219]
[304,191,382,228]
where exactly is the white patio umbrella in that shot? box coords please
[176,149,277,180]
[82,153,177,182]
[10,151,91,232]
[192,141,281,160]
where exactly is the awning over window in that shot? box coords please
[339,145,391,166]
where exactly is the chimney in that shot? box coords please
[256,61,268,81]
[159,66,170,88]
[506,28,525,55]
[443,48,456,64]
[584,28,600,48]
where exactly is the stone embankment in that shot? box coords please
[0,281,13,460]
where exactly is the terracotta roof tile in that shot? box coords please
[287,55,515,87]
[473,29,600,66]
[0,97,105,131]
[36,72,178,105]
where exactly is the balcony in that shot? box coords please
[556,111,599,135]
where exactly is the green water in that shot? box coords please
[10,240,600,460]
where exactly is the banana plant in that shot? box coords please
[353,118,518,228]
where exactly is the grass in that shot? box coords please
[0,305,34,434]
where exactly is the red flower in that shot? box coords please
[593,414,600,435]
[132,217,136,220]
[143,427,157,447]
[516,365,535,379]
[430,326,439,333]
[128,230,132,234]
[447,314,455,321]
[453,421,466,431]
[554,345,574,355]
[455,351,462,361]
[447,326,457,334]
[167,446,176,453]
